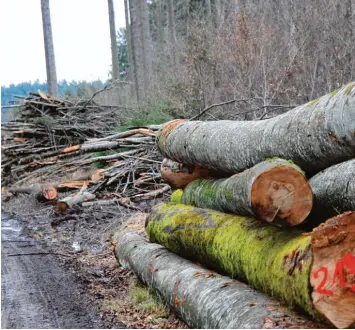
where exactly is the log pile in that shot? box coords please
[1,92,169,211]
[131,83,354,328]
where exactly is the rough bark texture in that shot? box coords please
[129,0,144,101]
[114,231,323,329]
[108,0,120,81]
[40,0,58,98]
[161,158,210,189]
[175,158,313,226]
[157,83,355,175]
[146,204,355,328]
[307,159,355,227]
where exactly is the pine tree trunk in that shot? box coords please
[40,0,59,98]
[108,0,120,81]
[306,159,355,226]
[114,231,324,329]
[157,83,355,175]
[174,159,313,227]
[124,0,134,84]
[129,0,143,101]
[146,204,355,328]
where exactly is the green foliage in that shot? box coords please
[128,279,169,317]
[116,101,174,132]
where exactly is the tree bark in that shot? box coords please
[55,191,95,213]
[129,0,143,101]
[40,0,59,98]
[9,184,57,202]
[108,0,120,81]
[124,0,134,87]
[161,158,210,188]
[146,204,355,328]
[173,159,313,227]
[157,83,355,175]
[139,0,152,97]
[306,159,355,227]
[114,231,324,329]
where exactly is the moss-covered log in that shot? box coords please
[157,83,355,175]
[114,231,323,329]
[306,159,355,227]
[161,158,210,188]
[175,158,313,227]
[146,204,355,328]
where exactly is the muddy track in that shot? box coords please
[1,213,101,329]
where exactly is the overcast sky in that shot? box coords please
[0,0,126,86]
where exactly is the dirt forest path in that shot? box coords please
[1,213,101,329]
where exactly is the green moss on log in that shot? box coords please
[171,189,183,203]
[146,203,320,320]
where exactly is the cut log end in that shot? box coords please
[251,165,313,226]
[310,211,355,329]
[55,201,69,213]
[161,158,209,188]
[40,186,57,201]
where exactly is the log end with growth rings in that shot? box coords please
[251,164,313,226]
[310,211,355,329]
[39,186,57,201]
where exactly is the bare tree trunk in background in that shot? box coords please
[40,0,59,98]
[167,0,178,66]
[108,0,120,81]
[124,0,135,99]
[140,0,152,97]
[129,0,143,101]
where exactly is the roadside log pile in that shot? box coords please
[1,92,169,212]
[116,82,355,329]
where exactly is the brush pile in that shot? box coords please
[1,91,169,211]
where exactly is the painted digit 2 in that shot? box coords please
[313,253,355,296]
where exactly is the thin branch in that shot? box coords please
[190,98,252,120]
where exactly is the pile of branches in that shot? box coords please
[1,92,169,213]
[2,90,124,141]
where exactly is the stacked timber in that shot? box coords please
[118,83,355,328]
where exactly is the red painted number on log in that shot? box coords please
[314,253,355,295]
[313,266,334,296]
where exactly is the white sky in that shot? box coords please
[0,0,126,86]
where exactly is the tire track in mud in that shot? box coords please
[1,213,100,329]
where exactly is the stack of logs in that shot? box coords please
[115,82,355,328]
[1,92,170,212]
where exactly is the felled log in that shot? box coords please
[174,158,312,226]
[157,82,355,175]
[307,159,355,226]
[146,204,355,328]
[8,185,57,202]
[114,231,323,329]
[161,158,210,188]
[55,191,95,213]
